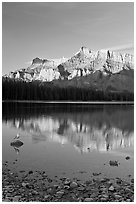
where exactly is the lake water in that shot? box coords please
[2,102,134,181]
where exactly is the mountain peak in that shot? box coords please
[3,46,134,83]
[32,57,43,65]
[79,46,91,55]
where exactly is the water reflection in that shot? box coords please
[3,103,134,154]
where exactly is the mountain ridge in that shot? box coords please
[2,46,134,100]
[3,46,134,82]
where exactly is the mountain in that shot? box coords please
[3,46,134,81]
[2,46,134,100]
[4,56,68,82]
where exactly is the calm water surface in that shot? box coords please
[2,102,134,181]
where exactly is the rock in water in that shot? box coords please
[70,181,78,188]
[10,140,24,148]
[109,160,119,166]
[84,198,94,202]
[125,156,130,160]
[108,186,115,191]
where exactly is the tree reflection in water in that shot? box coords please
[3,102,134,154]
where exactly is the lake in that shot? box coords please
[2,102,134,181]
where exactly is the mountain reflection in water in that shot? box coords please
[2,103,134,154]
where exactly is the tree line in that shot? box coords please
[2,78,134,101]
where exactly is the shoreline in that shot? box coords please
[2,161,134,202]
[2,100,134,105]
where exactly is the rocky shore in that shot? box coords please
[2,161,134,202]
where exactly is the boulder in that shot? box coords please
[109,160,119,166]
[10,140,24,148]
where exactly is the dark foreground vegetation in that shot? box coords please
[2,78,134,101]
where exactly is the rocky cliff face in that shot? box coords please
[60,47,134,79]
[4,57,68,82]
[3,46,134,82]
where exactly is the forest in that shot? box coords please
[2,78,134,101]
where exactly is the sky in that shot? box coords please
[2,2,134,74]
